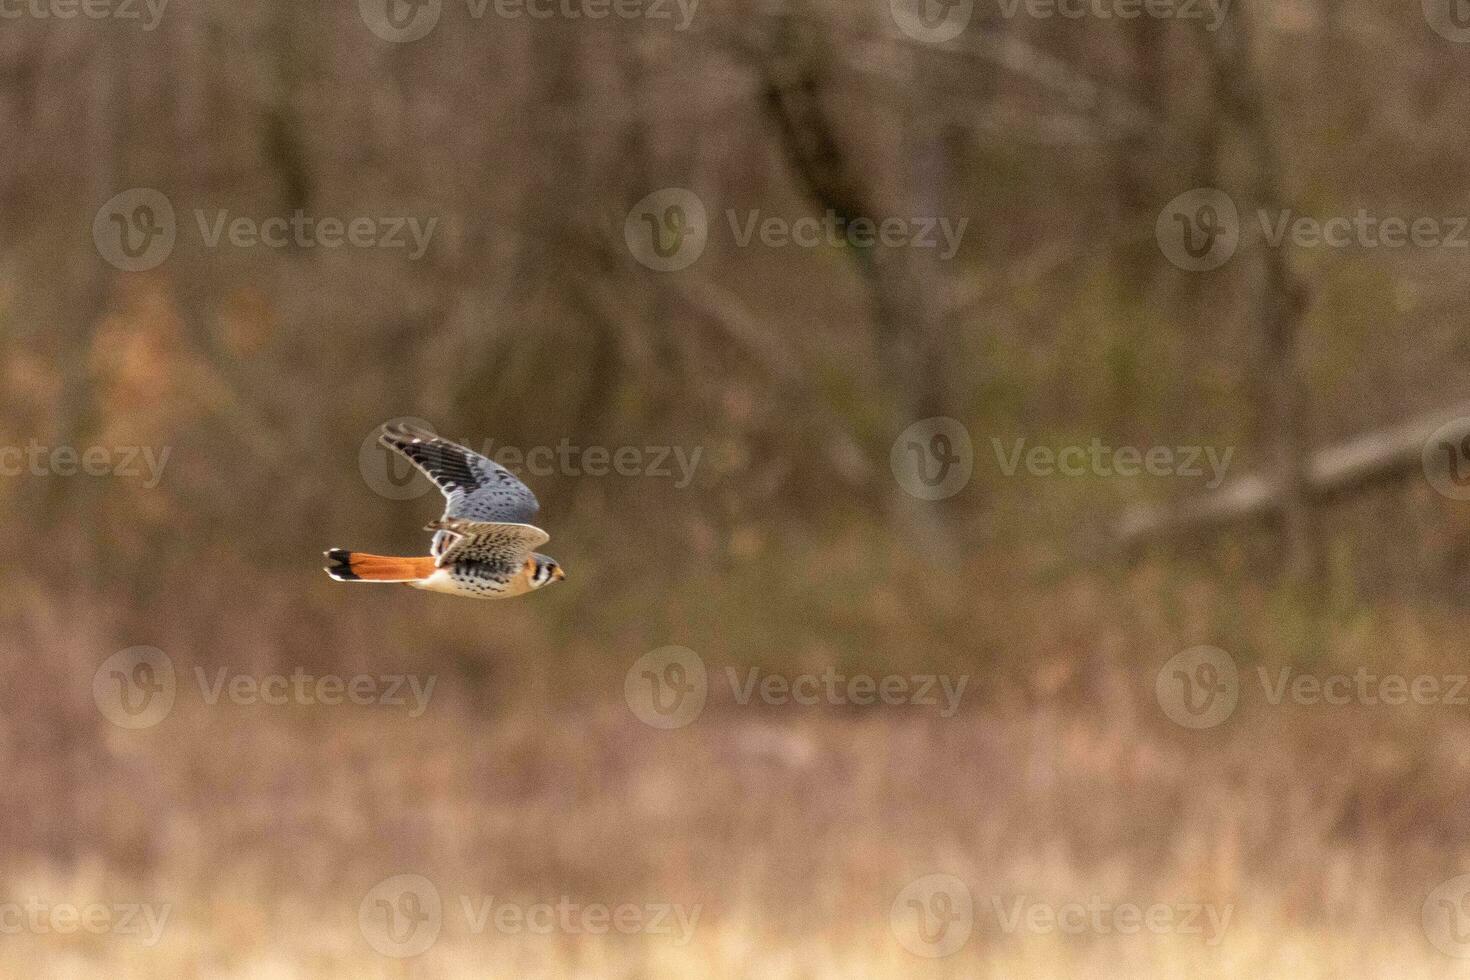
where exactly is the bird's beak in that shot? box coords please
[553,566,565,581]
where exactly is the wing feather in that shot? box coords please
[379,423,541,526]
[425,518,549,568]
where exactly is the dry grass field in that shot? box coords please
[6,561,1470,978]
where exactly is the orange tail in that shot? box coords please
[324,550,435,583]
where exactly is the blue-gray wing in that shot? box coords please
[379,423,541,527]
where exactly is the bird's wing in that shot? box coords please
[425,518,550,568]
[379,423,541,525]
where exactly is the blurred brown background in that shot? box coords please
[5,0,1470,975]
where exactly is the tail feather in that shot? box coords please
[324,549,434,583]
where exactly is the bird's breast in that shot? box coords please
[409,563,528,599]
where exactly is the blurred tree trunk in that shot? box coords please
[1113,16,1168,301]
[263,0,314,218]
[754,15,957,554]
[1209,4,1320,591]
[50,31,119,533]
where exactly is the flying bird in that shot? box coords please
[325,423,564,598]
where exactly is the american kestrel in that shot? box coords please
[325,423,565,598]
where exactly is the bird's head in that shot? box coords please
[527,554,565,590]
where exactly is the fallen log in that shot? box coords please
[1115,400,1470,549]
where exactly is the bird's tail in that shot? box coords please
[323,549,434,583]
